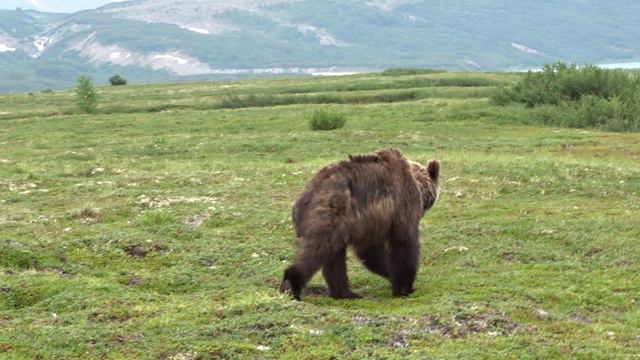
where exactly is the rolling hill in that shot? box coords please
[1,0,640,92]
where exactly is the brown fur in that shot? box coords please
[280,148,440,300]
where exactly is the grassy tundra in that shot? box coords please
[0,71,639,359]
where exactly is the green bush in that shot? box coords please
[309,109,346,131]
[109,74,127,86]
[75,75,98,114]
[382,67,445,76]
[490,85,513,106]
[434,77,499,87]
[494,62,640,132]
[497,62,633,107]
[576,95,620,128]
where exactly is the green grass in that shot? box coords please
[0,71,639,359]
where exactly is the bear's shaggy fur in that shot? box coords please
[280,148,440,300]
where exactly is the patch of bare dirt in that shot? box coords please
[352,311,529,339]
[88,311,132,323]
[570,314,593,323]
[424,313,524,338]
[0,315,12,325]
[127,275,144,286]
[79,208,101,223]
[584,247,603,258]
[0,343,12,353]
[183,210,211,228]
[125,245,148,258]
[501,251,522,262]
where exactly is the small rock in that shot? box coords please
[128,275,143,286]
[536,309,550,321]
[256,345,270,351]
[444,246,469,253]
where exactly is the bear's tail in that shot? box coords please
[427,160,440,180]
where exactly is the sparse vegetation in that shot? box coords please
[0,71,638,358]
[109,74,127,86]
[75,75,98,114]
[309,109,347,130]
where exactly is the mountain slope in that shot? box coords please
[1,0,640,92]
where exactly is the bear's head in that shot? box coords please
[410,159,440,213]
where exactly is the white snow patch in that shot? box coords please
[0,44,16,52]
[72,34,211,75]
[154,54,189,65]
[71,32,361,77]
[34,37,49,52]
[511,42,540,55]
[296,23,345,46]
[402,13,428,23]
[464,59,481,69]
[32,37,52,57]
[70,24,92,32]
[182,26,210,35]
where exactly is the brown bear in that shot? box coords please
[280,148,440,300]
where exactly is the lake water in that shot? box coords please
[598,61,640,69]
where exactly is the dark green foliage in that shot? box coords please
[309,109,346,130]
[493,62,640,132]
[216,93,344,109]
[75,75,98,114]
[493,62,634,107]
[382,68,446,76]
[368,90,418,103]
[109,74,127,86]
[491,86,513,106]
[278,77,501,95]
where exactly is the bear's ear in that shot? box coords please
[427,160,440,180]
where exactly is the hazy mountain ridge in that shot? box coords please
[1,0,640,92]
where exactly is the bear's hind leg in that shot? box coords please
[322,247,361,299]
[280,237,332,300]
[388,227,420,297]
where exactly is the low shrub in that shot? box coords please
[495,62,634,107]
[493,62,640,132]
[109,74,127,86]
[382,67,445,76]
[216,94,344,109]
[309,109,346,131]
[75,75,98,114]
